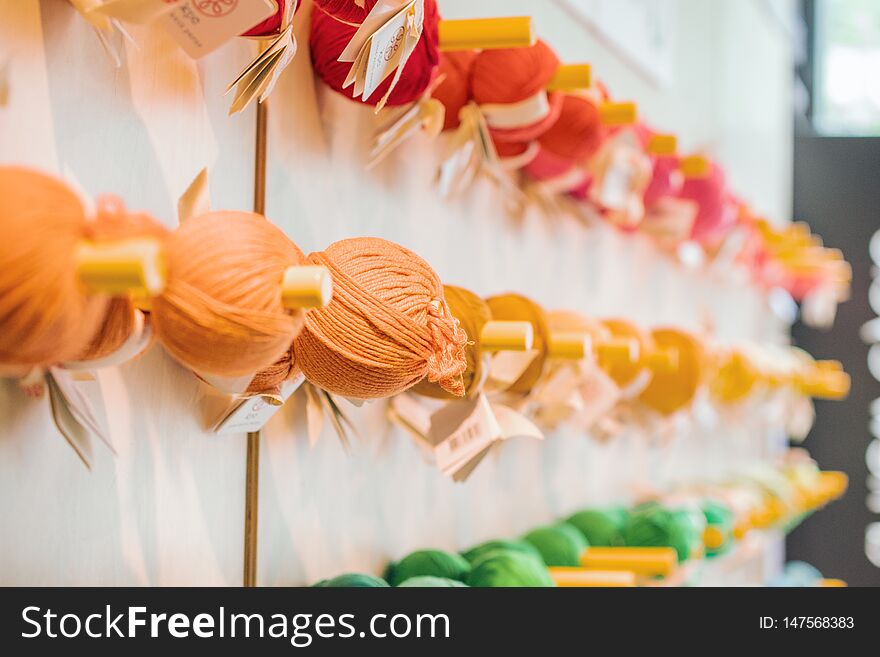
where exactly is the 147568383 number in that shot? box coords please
[783,617,854,629]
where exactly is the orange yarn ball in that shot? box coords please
[152,211,306,378]
[292,237,468,399]
[74,196,169,363]
[538,94,603,164]
[0,167,108,367]
[471,39,562,143]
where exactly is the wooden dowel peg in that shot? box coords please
[546,64,592,91]
[75,238,166,297]
[547,331,592,360]
[479,320,534,352]
[549,567,637,587]
[438,16,534,52]
[680,154,711,178]
[580,546,677,578]
[644,346,679,373]
[599,101,637,126]
[595,338,639,367]
[281,265,332,309]
[646,133,677,156]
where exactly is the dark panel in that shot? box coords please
[789,135,880,585]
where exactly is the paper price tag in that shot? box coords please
[485,350,539,391]
[161,0,276,58]
[213,373,304,434]
[339,0,424,109]
[429,394,501,476]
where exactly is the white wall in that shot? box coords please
[0,0,795,585]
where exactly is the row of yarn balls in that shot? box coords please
[313,500,735,587]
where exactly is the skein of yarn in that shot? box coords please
[0,167,164,369]
[679,156,734,246]
[484,293,550,394]
[291,237,468,399]
[471,39,562,143]
[522,94,603,192]
[151,211,309,378]
[309,0,441,107]
[71,196,169,364]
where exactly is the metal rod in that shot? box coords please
[243,99,269,588]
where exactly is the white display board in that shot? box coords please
[0,0,794,586]
[557,0,678,86]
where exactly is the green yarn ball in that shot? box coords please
[385,549,471,586]
[460,539,543,565]
[622,503,701,563]
[397,576,469,587]
[522,523,588,567]
[566,507,629,546]
[701,500,735,558]
[466,550,555,587]
[313,573,389,587]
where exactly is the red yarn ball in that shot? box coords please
[309,0,440,107]
[680,163,734,244]
[242,0,289,36]
[313,0,377,24]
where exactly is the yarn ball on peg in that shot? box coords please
[471,39,563,143]
[385,549,471,586]
[397,576,469,587]
[524,94,603,181]
[411,285,491,400]
[151,211,307,378]
[702,499,735,558]
[680,162,733,246]
[73,195,169,363]
[309,0,441,107]
[566,507,629,547]
[466,550,555,587]
[484,293,549,394]
[0,167,144,368]
[621,503,700,563]
[433,51,477,131]
[522,523,588,567]
[313,573,390,587]
[460,538,543,565]
[292,237,468,399]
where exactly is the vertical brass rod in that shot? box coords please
[244,99,269,588]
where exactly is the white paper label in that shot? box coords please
[429,394,501,475]
[485,350,539,391]
[338,0,423,108]
[213,373,304,434]
[161,0,276,58]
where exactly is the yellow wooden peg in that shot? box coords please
[479,320,534,352]
[75,238,166,298]
[546,64,592,92]
[438,16,534,51]
[281,265,333,309]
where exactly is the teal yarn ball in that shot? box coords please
[313,573,390,587]
[622,503,700,563]
[385,549,471,586]
[566,507,628,546]
[701,500,735,558]
[460,539,543,565]
[522,523,588,567]
[397,576,469,587]
[466,550,555,587]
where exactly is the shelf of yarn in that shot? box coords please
[306,452,846,587]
